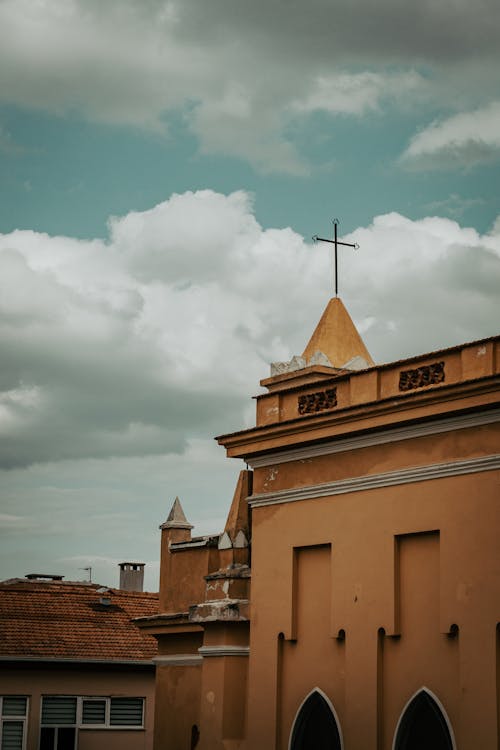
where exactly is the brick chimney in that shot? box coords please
[118,562,145,592]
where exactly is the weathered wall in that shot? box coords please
[154,662,202,750]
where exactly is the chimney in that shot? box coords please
[119,562,145,592]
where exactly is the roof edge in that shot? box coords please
[0,656,155,666]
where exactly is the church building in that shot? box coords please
[137,295,500,750]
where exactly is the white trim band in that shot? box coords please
[153,654,203,666]
[249,454,500,508]
[198,646,250,658]
[247,408,500,468]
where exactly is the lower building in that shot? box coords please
[0,573,158,750]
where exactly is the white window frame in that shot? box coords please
[1,696,29,750]
[39,696,78,750]
[391,686,456,750]
[79,698,108,727]
[40,696,144,732]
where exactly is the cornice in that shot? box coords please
[170,537,218,551]
[249,454,500,508]
[247,407,500,468]
[198,645,250,658]
[134,613,204,637]
[153,654,202,666]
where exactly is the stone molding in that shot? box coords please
[198,645,250,658]
[246,408,500,469]
[170,536,218,551]
[249,454,500,508]
[153,654,203,666]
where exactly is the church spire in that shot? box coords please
[302,297,374,370]
[270,297,374,377]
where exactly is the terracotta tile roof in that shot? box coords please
[0,579,158,662]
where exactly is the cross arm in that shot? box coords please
[312,235,358,249]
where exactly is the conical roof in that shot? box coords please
[160,496,193,530]
[302,297,374,369]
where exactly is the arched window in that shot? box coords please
[394,689,454,750]
[290,689,342,750]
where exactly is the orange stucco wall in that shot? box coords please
[246,462,499,748]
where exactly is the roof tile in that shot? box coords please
[0,580,158,661]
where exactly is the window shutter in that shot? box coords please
[41,698,77,726]
[1,700,26,718]
[109,699,143,726]
[81,701,106,725]
[1,722,24,750]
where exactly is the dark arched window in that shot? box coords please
[290,690,342,750]
[395,690,453,750]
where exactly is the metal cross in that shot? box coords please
[312,218,359,297]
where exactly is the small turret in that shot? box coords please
[160,496,194,533]
[159,496,194,611]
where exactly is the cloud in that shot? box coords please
[401,101,500,167]
[1,0,498,172]
[346,212,500,360]
[0,191,312,468]
[0,514,32,530]
[292,71,423,117]
[1,190,499,472]
[422,194,485,219]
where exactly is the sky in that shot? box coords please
[1,0,499,591]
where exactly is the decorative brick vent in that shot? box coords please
[298,388,337,415]
[399,361,445,392]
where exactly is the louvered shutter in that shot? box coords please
[81,701,106,725]
[1,722,24,750]
[41,698,76,726]
[109,699,143,726]
[2,700,26,718]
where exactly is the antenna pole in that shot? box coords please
[79,566,92,583]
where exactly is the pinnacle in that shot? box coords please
[302,297,374,370]
[160,496,193,530]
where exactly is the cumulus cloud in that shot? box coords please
[0,190,311,468]
[347,213,500,359]
[1,190,499,472]
[2,0,498,172]
[402,101,500,167]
